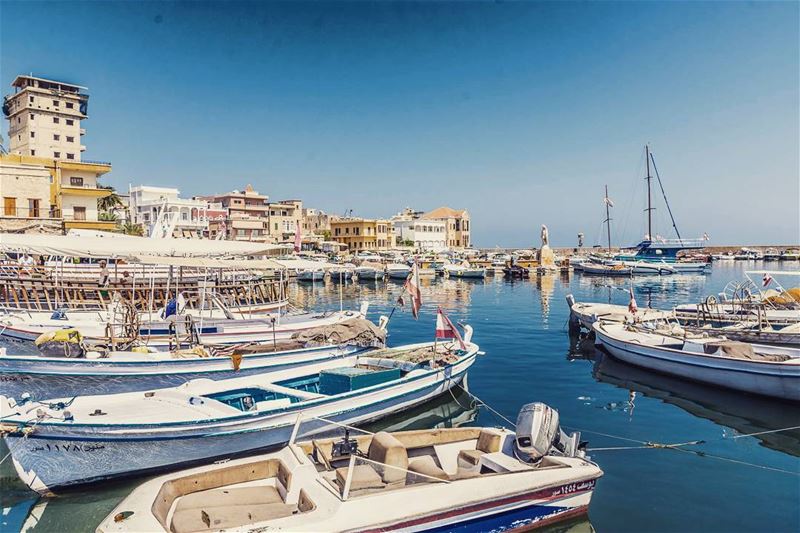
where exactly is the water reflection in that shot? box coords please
[592,353,800,457]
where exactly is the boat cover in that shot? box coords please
[703,341,790,362]
[291,318,386,347]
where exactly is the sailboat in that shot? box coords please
[581,186,633,277]
[613,146,710,273]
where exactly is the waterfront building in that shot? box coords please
[3,75,87,161]
[266,199,302,241]
[302,207,331,236]
[200,185,270,241]
[2,75,116,232]
[423,206,471,249]
[0,155,59,232]
[330,217,392,251]
[393,218,447,251]
[0,153,114,232]
[128,185,209,238]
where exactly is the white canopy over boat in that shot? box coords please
[0,233,288,259]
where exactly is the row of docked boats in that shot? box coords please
[295,259,490,282]
[566,271,800,401]
[0,234,602,532]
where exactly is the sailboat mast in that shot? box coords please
[605,185,612,253]
[645,144,653,240]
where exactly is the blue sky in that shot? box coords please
[2,1,797,247]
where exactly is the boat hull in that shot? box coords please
[0,345,365,398]
[594,324,800,401]
[4,352,476,493]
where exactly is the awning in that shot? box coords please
[0,233,290,259]
[126,255,284,270]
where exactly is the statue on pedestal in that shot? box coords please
[538,224,556,270]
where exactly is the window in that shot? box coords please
[30,132,35,138]
[30,150,36,156]
[66,102,74,109]
[70,177,83,186]
[66,119,74,126]
[53,134,60,141]
[66,153,75,160]
[66,136,74,142]
[73,206,86,221]
[29,96,33,103]
[28,199,40,218]
[53,100,60,107]
[4,197,17,216]
[53,117,60,124]
[29,113,34,120]
[17,117,20,124]
[54,151,61,158]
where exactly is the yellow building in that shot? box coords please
[0,153,114,231]
[330,217,391,251]
[423,206,471,249]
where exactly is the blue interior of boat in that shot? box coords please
[205,387,300,411]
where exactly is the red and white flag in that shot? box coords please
[628,288,638,314]
[294,225,302,253]
[763,273,773,288]
[404,262,422,319]
[435,307,466,349]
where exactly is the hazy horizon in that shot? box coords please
[2,1,798,247]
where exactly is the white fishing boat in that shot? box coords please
[385,263,411,280]
[296,269,326,282]
[566,295,673,331]
[0,303,369,347]
[0,318,385,399]
[354,265,383,281]
[593,321,800,401]
[98,403,601,533]
[327,266,354,282]
[619,260,676,275]
[443,262,486,279]
[1,328,479,493]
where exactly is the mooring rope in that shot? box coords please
[450,382,800,476]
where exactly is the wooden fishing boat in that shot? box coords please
[0,318,385,398]
[593,322,800,401]
[0,304,369,347]
[0,329,479,493]
[97,403,601,533]
[580,263,632,277]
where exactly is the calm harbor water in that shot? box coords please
[2,261,799,532]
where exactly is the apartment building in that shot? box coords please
[3,75,88,162]
[0,153,114,231]
[423,206,471,249]
[129,185,209,238]
[200,185,269,241]
[267,199,302,241]
[330,217,392,251]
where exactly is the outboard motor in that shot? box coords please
[515,402,582,463]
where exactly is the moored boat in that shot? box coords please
[0,328,479,493]
[97,402,601,533]
[385,263,411,280]
[593,321,800,401]
[0,318,385,398]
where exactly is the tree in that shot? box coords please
[99,211,118,222]
[118,221,144,236]
[98,185,124,217]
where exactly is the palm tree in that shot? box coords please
[118,221,144,236]
[98,186,124,217]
